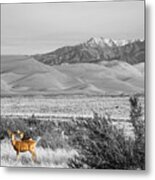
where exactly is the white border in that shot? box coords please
[1,0,155,180]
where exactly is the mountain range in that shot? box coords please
[33,37,145,66]
[1,37,145,96]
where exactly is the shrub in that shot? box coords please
[68,96,145,169]
[129,95,145,170]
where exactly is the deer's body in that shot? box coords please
[8,130,37,161]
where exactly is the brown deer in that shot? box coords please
[7,130,40,161]
[16,130,33,141]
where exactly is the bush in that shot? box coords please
[129,95,145,170]
[68,96,145,169]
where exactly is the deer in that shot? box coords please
[7,130,40,161]
[16,130,33,141]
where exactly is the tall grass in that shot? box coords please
[1,139,77,168]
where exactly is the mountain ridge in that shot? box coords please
[33,37,145,66]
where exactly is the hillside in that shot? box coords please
[33,37,145,66]
[1,55,144,96]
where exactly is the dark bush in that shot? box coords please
[129,95,145,170]
[68,96,145,169]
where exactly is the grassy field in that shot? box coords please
[0,95,145,169]
[1,139,78,168]
[1,95,144,120]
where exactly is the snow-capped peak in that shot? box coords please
[86,37,116,47]
[86,37,144,47]
[113,39,130,46]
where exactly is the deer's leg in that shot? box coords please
[33,151,36,161]
[16,151,20,160]
[30,149,36,161]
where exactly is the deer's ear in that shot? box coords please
[17,129,20,134]
[7,129,12,137]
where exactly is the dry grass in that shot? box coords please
[1,96,144,120]
[1,139,78,168]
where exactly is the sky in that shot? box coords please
[1,1,144,55]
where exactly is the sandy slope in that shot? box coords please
[134,63,145,74]
[1,55,144,95]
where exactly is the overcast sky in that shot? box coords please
[1,1,144,55]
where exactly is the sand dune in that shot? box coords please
[1,80,12,94]
[134,63,145,74]
[1,55,144,95]
[55,62,144,93]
